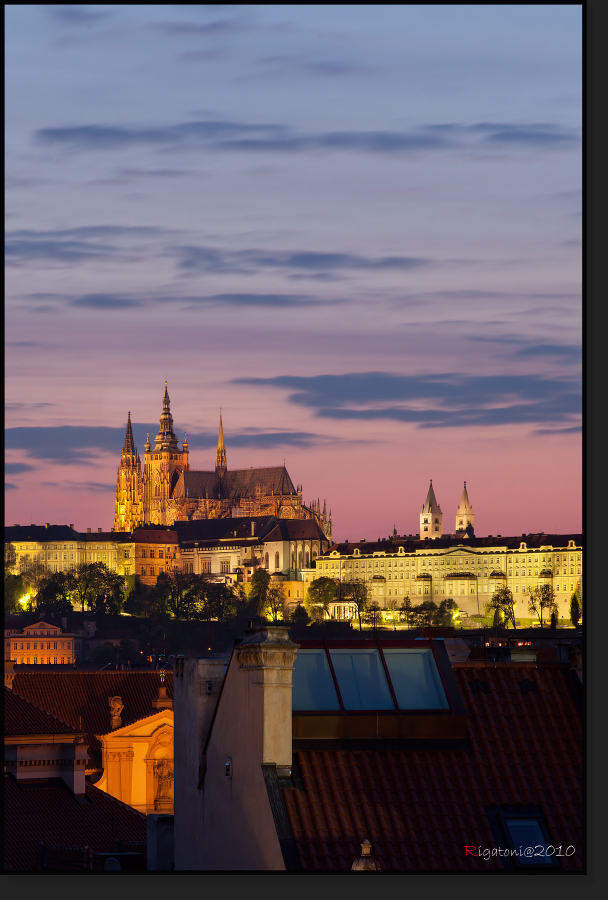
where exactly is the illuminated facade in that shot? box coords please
[4,621,75,665]
[113,384,332,538]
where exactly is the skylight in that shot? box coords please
[292,642,451,712]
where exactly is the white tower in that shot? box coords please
[455,481,474,534]
[420,481,443,539]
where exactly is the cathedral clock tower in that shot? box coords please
[143,383,189,525]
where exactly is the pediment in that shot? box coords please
[96,709,173,740]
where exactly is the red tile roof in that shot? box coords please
[12,671,173,770]
[4,775,146,870]
[5,687,81,737]
[283,665,582,871]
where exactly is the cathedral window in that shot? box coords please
[275,552,280,569]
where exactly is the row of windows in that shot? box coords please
[13,657,70,665]
[13,641,70,650]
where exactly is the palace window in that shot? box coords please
[142,567,147,576]
[150,567,155,576]
[159,549,164,558]
[221,560,230,574]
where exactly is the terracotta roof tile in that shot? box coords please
[12,671,172,770]
[5,687,80,736]
[4,775,146,870]
[283,665,582,871]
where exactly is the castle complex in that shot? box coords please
[114,384,332,538]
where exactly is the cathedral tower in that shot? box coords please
[420,480,443,539]
[455,481,474,535]
[114,412,144,532]
[142,383,189,525]
[215,413,227,479]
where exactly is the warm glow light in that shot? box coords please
[18,594,31,606]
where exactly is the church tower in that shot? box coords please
[114,412,144,532]
[142,383,189,525]
[420,480,443,539]
[455,481,474,535]
[215,413,227,479]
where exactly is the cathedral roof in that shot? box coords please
[174,516,277,543]
[172,466,297,501]
[264,519,328,543]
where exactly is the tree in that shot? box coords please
[363,600,383,633]
[264,583,286,623]
[4,573,26,612]
[248,568,271,617]
[526,584,558,628]
[304,577,336,620]
[194,579,241,624]
[35,572,75,617]
[289,603,310,627]
[399,596,413,628]
[409,600,439,629]
[486,587,517,629]
[71,563,114,612]
[341,579,369,632]
[153,570,199,620]
[435,598,460,626]
[569,590,581,627]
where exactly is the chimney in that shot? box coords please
[87,528,91,533]
[251,521,255,537]
[4,660,16,690]
[109,696,124,730]
[69,524,74,530]
[233,626,298,775]
[14,524,19,528]
[45,523,50,529]
[98,528,102,533]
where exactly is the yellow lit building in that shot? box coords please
[315,483,582,622]
[4,620,75,665]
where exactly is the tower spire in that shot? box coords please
[455,481,474,534]
[215,411,227,477]
[123,412,135,454]
[154,382,178,450]
[420,480,443,539]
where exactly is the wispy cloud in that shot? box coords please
[5,463,36,474]
[4,423,351,466]
[20,291,335,311]
[176,247,429,275]
[33,119,579,154]
[5,225,174,266]
[233,372,581,430]
[5,482,18,491]
[42,480,116,493]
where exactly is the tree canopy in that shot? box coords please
[304,576,336,619]
[526,584,558,628]
[486,587,517,629]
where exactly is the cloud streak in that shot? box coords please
[34,119,579,154]
[233,372,581,430]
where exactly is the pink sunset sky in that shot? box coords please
[5,6,582,541]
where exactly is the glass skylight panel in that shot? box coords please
[329,649,395,710]
[502,819,553,865]
[292,649,340,711]
[382,648,449,709]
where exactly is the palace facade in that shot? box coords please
[114,385,332,538]
[312,482,582,622]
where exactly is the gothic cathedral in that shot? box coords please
[114,384,332,538]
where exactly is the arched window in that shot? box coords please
[265,553,269,568]
[305,551,310,567]
[298,552,302,569]
[291,553,295,569]
[275,552,280,570]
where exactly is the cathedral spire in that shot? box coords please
[215,412,227,477]
[154,382,178,450]
[123,412,135,455]
[455,481,474,534]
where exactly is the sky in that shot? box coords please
[5,5,582,541]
